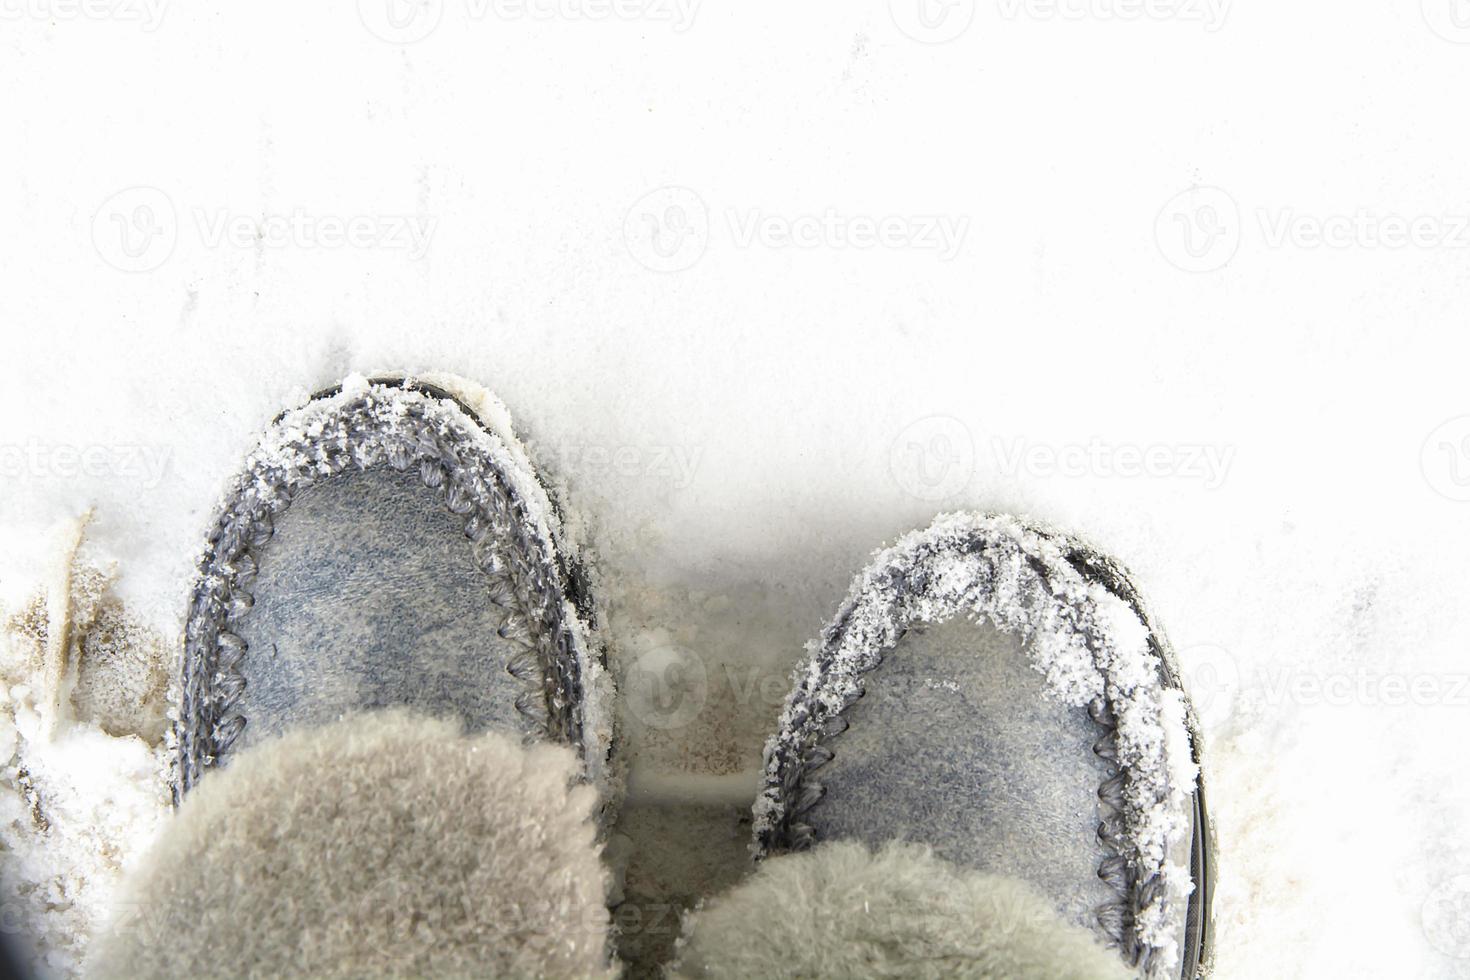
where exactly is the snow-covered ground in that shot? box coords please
[4,2,1470,976]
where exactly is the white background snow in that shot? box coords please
[3,1,1470,976]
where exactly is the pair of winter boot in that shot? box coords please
[93,374,1212,979]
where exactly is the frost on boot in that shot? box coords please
[173,374,618,819]
[89,712,616,980]
[752,513,1213,979]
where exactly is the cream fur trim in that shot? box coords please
[671,840,1132,980]
[90,711,615,979]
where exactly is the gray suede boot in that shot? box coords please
[89,373,624,979]
[748,513,1214,979]
[172,373,618,811]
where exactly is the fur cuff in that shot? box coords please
[670,841,1131,980]
[89,711,615,979]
